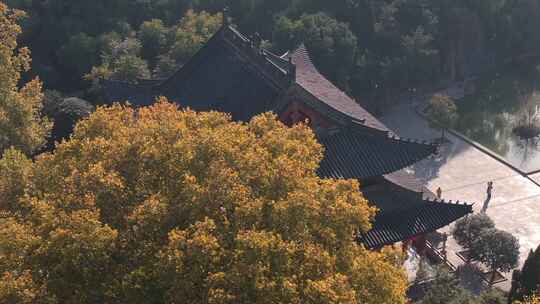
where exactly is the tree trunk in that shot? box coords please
[489,269,496,287]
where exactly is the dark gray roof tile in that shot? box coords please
[318,129,437,179]
[358,191,473,249]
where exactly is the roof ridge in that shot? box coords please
[425,196,475,208]
[157,24,293,92]
[291,43,320,73]
[317,125,438,154]
[387,133,439,147]
[337,124,438,149]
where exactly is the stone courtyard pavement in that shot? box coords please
[381,102,540,292]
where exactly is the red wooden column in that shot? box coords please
[411,234,427,256]
[401,240,410,253]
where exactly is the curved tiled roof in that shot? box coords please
[317,129,438,180]
[358,198,473,249]
[99,25,472,250]
[289,45,388,131]
[357,171,473,249]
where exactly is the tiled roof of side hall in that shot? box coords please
[358,195,473,249]
[102,79,156,106]
[350,169,472,249]
[317,129,438,180]
[288,45,389,132]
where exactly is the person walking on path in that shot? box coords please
[436,187,442,199]
[482,181,494,213]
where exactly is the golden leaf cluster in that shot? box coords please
[0,3,51,156]
[0,99,407,303]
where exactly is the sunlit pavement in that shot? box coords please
[381,102,540,292]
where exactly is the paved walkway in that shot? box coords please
[381,102,540,292]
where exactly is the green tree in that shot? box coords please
[109,54,151,82]
[496,0,540,62]
[470,228,520,286]
[45,96,94,144]
[153,53,179,79]
[419,266,507,304]
[86,37,151,84]
[426,93,459,140]
[477,289,506,304]
[169,9,222,65]
[226,0,291,37]
[0,3,51,156]
[137,19,169,63]
[7,0,131,89]
[57,32,100,81]
[273,13,358,90]
[415,257,431,282]
[452,213,496,256]
[401,26,439,84]
[509,244,540,303]
[419,267,475,304]
[0,99,409,303]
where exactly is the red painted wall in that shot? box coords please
[279,100,334,129]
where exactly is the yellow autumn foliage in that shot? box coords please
[0,3,51,156]
[0,99,408,303]
[516,294,540,304]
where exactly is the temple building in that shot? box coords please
[103,22,473,251]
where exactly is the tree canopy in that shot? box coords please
[169,9,222,66]
[418,266,507,304]
[273,13,358,90]
[510,244,540,302]
[42,94,94,145]
[0,3,51,157]
[85,9,222,85]
[515,294,540,304]
[4,0,540,107]
[426,94,459,139]
[469,228,520,285]
[419,267,475,304]
[0,99,408,303]
[452,213,495,252]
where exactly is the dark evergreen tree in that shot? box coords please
[43,93,94,146]
[469,228,520,286]
[452,213,495,253]
[419,267,475,304]
[509,245,540,303]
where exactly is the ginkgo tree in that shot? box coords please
[0,99,408,304]
[0,3,51,156]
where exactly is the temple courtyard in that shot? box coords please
[381,100,540,292]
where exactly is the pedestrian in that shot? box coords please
[436,187,442,199]
[486,181,493,200]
